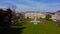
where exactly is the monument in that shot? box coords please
[30,15,40,24]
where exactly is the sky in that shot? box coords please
[0,0,60,12]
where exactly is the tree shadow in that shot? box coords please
[0,27,26,34]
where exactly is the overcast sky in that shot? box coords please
[0,0,60,12]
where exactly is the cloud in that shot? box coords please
[16,4,39,11]
[16,0,60,12]
[15,0,48,11]
[0,0,60,12]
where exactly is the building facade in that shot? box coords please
[24,11,47,19]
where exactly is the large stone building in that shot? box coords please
[24,11,47,19]
[19,11,60,23]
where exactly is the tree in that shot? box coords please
[45,14,52,21]
[0,8,12,28]
[8,5,16,12]
[11,12,25,26]
[19,13,24,19]
[0,8,25,34]
[38,17,43,21]
[17,13,25,25]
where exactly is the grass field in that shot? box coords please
[11,20,60,34]
[21,20,60,34]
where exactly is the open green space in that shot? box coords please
[11,19,60,34]
[21,20,60,34]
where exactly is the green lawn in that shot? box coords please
[21,20,60,34]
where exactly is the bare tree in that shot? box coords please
[8,5,17,12]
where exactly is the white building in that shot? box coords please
[24,11,47,19]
